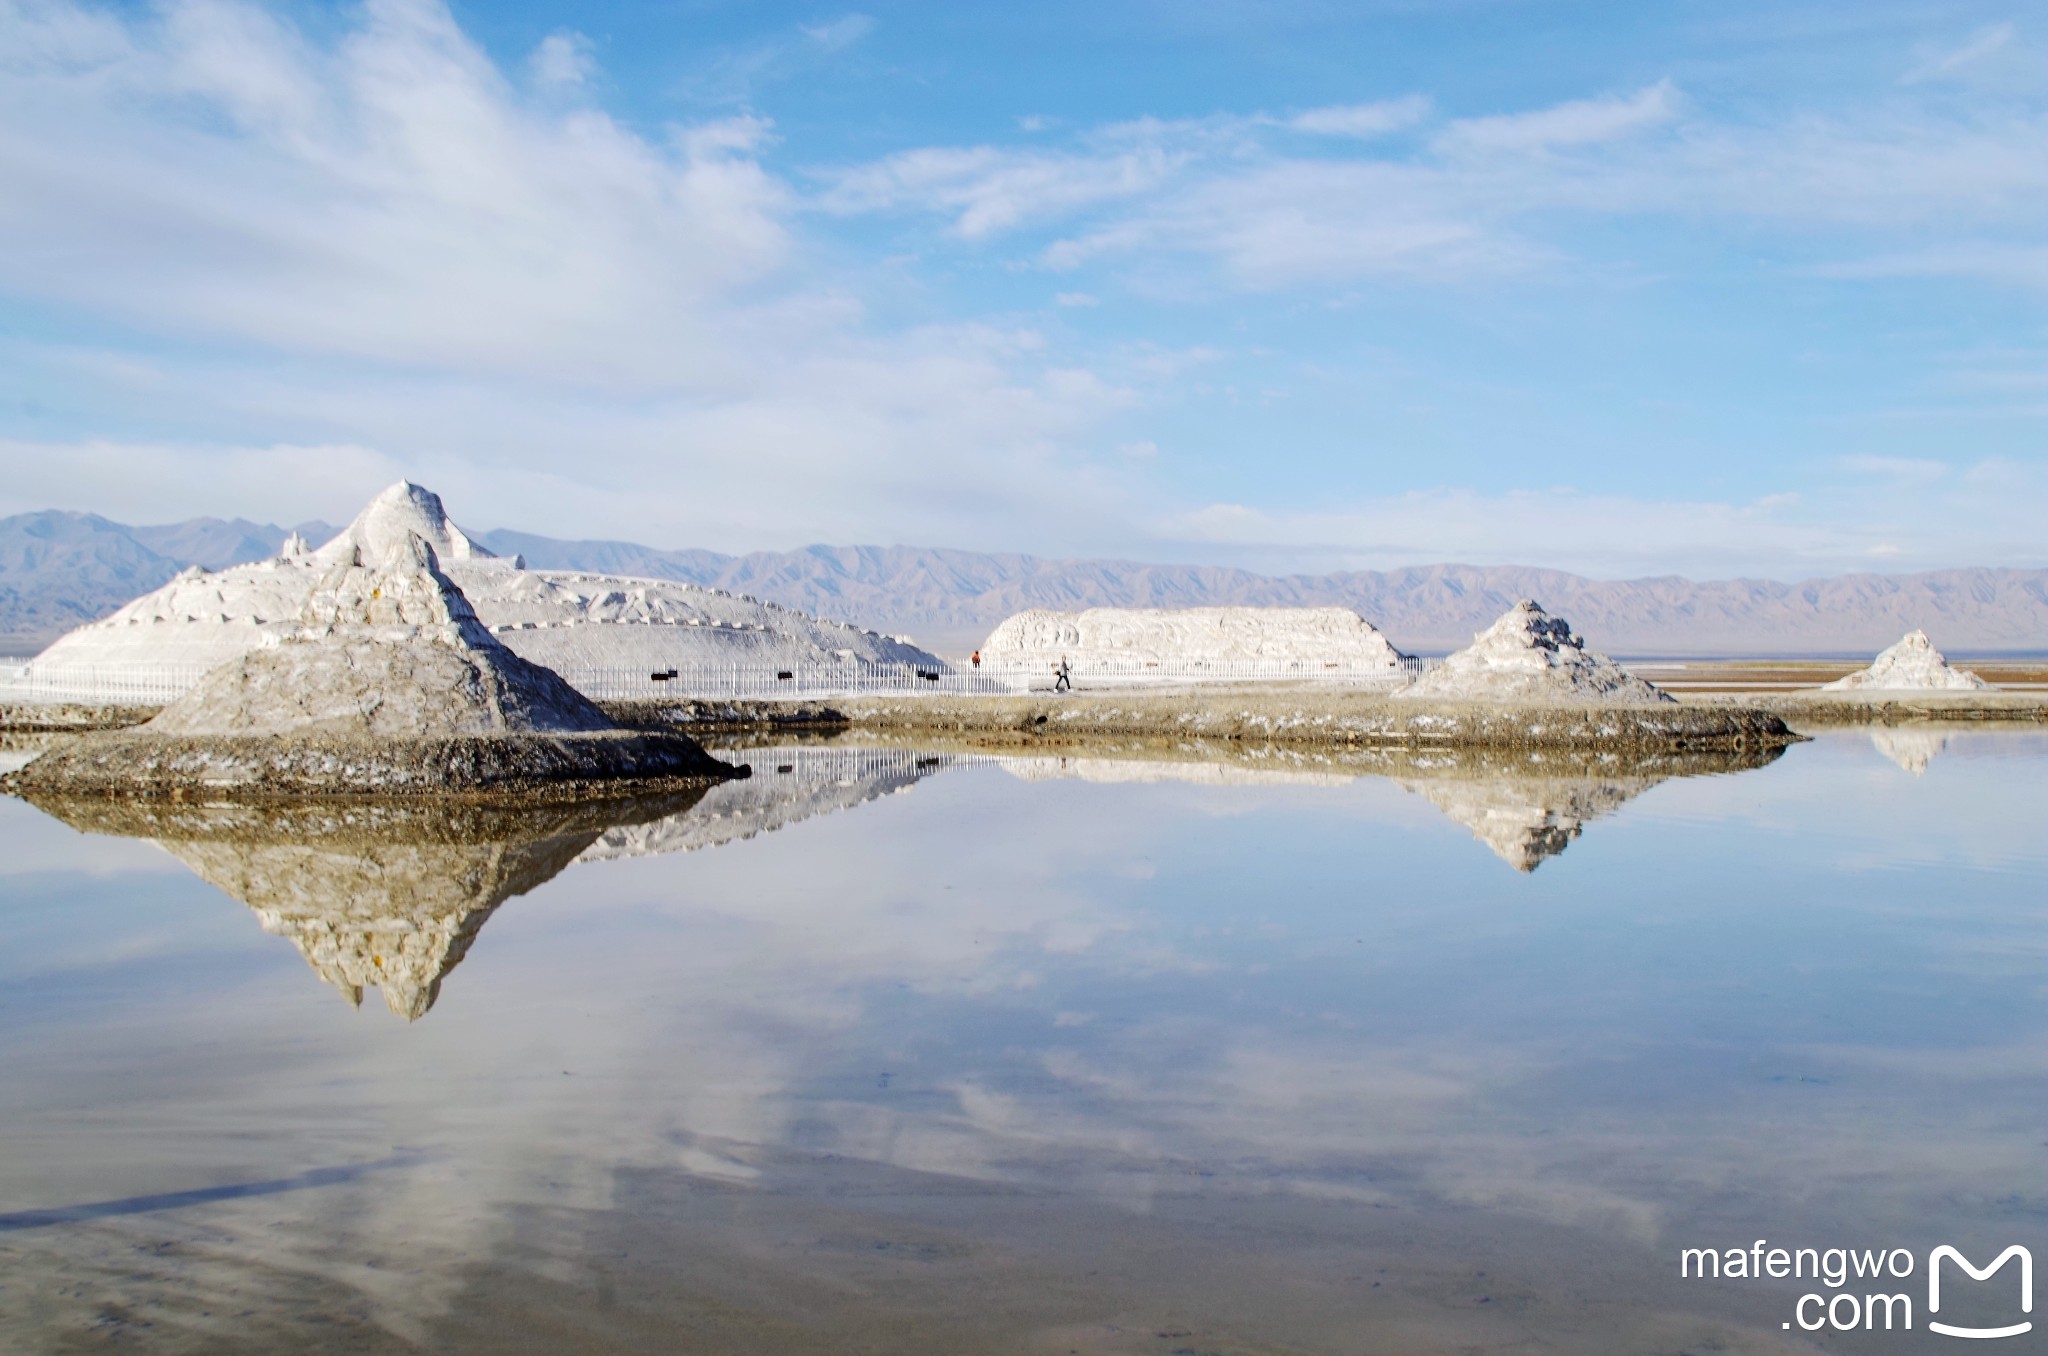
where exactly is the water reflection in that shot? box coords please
[577,744,965,862]
[1869,726,1951,774]
[11,746,971,1020]
[15,794,706,1019]
[978,741,1785,870]
[1,730,2045,1354]
[9,739,1790,1026]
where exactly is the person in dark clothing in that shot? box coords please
[1054,656,1072,692]
[971,649,982,668]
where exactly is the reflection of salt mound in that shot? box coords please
[1401,776,1640,872]
[996,754,1356,788]
[1869,728,1951,775]
[1397,601,1670,705]
[982,607,1408,670]
[25,480,943,683]
[13,796,704,1019]
[576,746,959,862]
[1392,746,1786,871]
[1822,631,1988,692]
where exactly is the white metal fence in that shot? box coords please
[562,661,1017,700]
[0,664,212,706]
[0,654,1432,707]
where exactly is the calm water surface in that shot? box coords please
[1,728,2043,1354]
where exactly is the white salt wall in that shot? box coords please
[981,606,1408,668]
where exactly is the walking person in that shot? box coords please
[1054,655,1072,693]
[970,649,981,669]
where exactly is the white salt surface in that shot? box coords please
[1821,630,1988,692]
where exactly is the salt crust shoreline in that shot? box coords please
[614,690,1801,750]
[9,687,2044,747]
[0,731,742,799]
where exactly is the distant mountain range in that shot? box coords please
[0,511,337,654]
[3,510,2043,657]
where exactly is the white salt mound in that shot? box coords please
[147,532,613,739]
[27,480,943,683]
[981,606,1408,669]
[1396,600,1671,705]
[1820,630,1988,692]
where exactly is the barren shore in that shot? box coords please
[10,685,2046,761]
[604,689,1803,751]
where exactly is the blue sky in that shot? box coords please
[0,0,2043,578]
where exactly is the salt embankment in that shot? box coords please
[1820,630,1989,692]
[980,606,1409,672]
[22,481,944,686]
[1397,601,1671,705]
[812,689,1796,751]
[4,533,741,796]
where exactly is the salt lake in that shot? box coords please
[1,726,2042,1354]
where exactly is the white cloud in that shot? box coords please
[1284,95,1431,139]
[529,31,595,92]
[1432,81,1679,155]
[0,0,1150,551]
[0,0,798,387]
[815,143,1180,238]
[817,78,2048,294]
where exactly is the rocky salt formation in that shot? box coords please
[23,481,943,687]
[4,532,738,794]
[981,606,1408,672]
[1821,630,1989,692]
[1397,601,1671,705]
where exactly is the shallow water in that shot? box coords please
[1,728,2043,1354]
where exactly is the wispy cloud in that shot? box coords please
[1283,96,1432,139]
[813,79,2048,295]
[1903,22,2015,84]
[1430,81,1679,155]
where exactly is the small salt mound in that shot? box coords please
[148,532,611,739]
[1820,630,1988,692]
[1396,600,1671,705]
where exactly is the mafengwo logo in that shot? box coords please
[1680,1241,2032,1337]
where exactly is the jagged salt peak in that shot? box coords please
[312,480,498,568]
[1820,629,1989,692]
[1397,599,1672,704]
[281,532,499,651]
